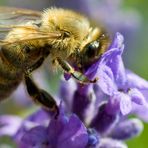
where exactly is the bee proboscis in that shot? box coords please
[0,7,110,117]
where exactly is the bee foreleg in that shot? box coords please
[24,75,59,118]
[56,58,98,84]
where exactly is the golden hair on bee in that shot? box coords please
[39,8,91,63]
[0,7,110,117]
[42,8,90,40]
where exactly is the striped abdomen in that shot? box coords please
[0,49,23,100]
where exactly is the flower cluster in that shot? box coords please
[0,32,148,148]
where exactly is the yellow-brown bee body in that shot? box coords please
[0,7,110,113]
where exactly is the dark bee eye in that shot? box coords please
[85,41,100,58]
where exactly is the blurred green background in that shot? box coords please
[0,0,148,147]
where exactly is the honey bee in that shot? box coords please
[0,7,110,117]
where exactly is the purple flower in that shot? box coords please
[0,106,88,148]
[58,78,76,112]
[97,138,128,148]
[46,114,88,148]
[0,32,147,148]
[84,0,141,36]
[12,68,51,107]
[110,118,143,140]
[90,33,148,117]
[0,115,22,137]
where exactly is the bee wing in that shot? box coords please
[0,31,62,46]
[0,6,42,39]
[0,6,41,24]
[0,7,62,47]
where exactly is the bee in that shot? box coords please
[0,7,110,117]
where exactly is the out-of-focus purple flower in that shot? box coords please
[97,138,128,148]
[58,77,76,112]
[0,115,22,137]
[72,84,94,121]
[90,102,119,134]
[110,118,143,140]
[84,0,141,36]
[12,68,51,107]
[13,109,50,145]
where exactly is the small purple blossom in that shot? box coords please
[0,32,148,148]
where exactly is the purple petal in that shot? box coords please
[106,96,121,115]
[14,120,42,144]
[98,138,127,148]
[96,65,117,96]
[26,109,50,124]
[93,84,108,106]
[108,55,126,88]
[111,118,143,140]
[58,78,76,111]
[90,102,119,134]
[110,32,124,50]
[128,88,147,105]
[132,103,148,122]
[13,108,51,143]
[21,126,48,147]
[72,87,92,121]
[48,109,68,146]
[64,72,71,81]
[0,115,22,136]
[87,128,99,147]
[107,33,126,87]
[126,69,148,89]
[85,60,100,80]
[99,48,121,65]
[48,107,88,148]
[108,92,132,115]
[119,92,132,115]
[58,115,88,148]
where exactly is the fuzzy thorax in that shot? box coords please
[41,8,90,59]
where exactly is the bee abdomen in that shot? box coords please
[0,50,23,101]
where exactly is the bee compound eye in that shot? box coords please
[86,41,100,57]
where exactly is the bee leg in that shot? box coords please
[24,74,59,118]
[56,58,98,84]
[27,57,45,73]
